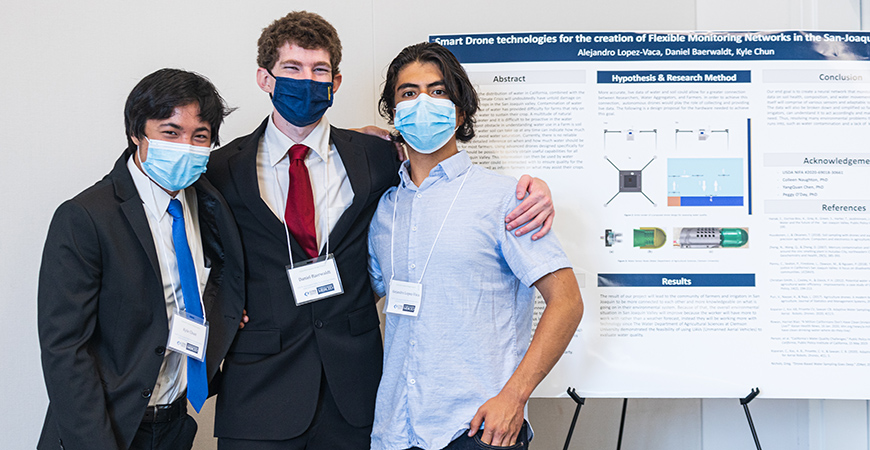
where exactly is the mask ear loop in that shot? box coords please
[136,140,161,192]
[134,136,151,168]
[265,68,276,99]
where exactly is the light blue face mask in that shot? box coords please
[393,94,457,154]
[139,138,211,192]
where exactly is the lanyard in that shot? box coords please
[389,168,471,284]
[271,145,331,268]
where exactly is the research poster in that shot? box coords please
[430,31,870,399]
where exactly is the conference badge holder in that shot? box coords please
[167,312,209,362]
[287,254,344,305]
[385,280,422,317]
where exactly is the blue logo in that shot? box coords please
[317,284,335,294]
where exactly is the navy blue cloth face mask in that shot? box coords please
[268,69,334,127]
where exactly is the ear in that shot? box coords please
[131,135,148,163]
[331,73,343,95]
[456,108,465,129]
[256,67,274,94]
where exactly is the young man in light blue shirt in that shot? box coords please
[367,42,584,450]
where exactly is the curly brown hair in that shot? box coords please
[257,11,342,76]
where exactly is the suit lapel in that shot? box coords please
[192,178,219,312]
[112,150,163,286]
[226,120,287,243]
[328,127,370,247]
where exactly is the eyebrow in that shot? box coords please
[279,58,331,69]
[158,122,211,134]
[397,80,446,91]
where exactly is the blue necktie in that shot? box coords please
[167,199,208,412]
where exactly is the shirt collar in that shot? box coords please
[127,154,184,222]
[398,150,472,189]
[264,114,332,166]
[438,150,472,179]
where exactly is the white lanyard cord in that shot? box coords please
[390,168,471,283]
[272,145,330,269]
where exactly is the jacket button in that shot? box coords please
[155,346,165,356]
[314,319,323,329]
[141,388,152,398]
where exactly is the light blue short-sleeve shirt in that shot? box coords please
[367,151,572,450]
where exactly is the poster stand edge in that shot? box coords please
[560,388,763,450]
[740,387,763,450]
[562,387,586,450]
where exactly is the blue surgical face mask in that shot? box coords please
[269,70,334,127]
[393,94,457,154]
[139,138,211,192]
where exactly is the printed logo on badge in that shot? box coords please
[402,304,416,313]
[317,284,335,294]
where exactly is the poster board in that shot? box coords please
[431,31,870,399]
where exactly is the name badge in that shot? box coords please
[386,280,422,317]
[287,254,344,305]
[167,312,208,362]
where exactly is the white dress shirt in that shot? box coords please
[256,114,354,259]
[127,155,209,406]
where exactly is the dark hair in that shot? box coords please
[257,11,342,76]
[379,42,478,142]
[124,68,233,148]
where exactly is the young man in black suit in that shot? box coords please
[37,69,245,450]
[207,11,555,450]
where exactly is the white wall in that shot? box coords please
[1,1,866,449]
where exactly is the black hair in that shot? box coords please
[379,42,478,142]
[124,68,234,148]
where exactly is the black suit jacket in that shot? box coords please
[207,119,400,440]
[37,148,245,450]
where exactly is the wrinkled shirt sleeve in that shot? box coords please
[368,202,387,299]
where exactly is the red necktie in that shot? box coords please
[284,144,319,259]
